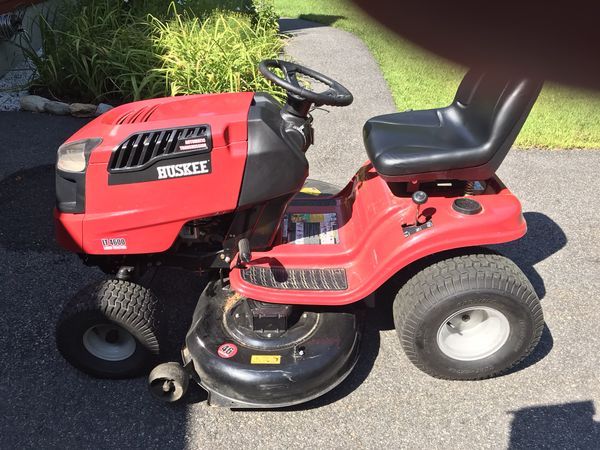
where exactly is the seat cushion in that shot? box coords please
[363,109,487,179]
[362,71,542,182]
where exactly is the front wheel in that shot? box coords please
[393,253,544,380]
[56,279,162,378]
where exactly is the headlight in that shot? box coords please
[57,138,102,173]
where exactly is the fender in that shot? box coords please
[229,165,526,305]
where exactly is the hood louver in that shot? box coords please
[108,126,211,173]
[113,105,159,125]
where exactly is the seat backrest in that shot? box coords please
[451,69,543,174]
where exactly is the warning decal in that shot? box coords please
[217,343,238,359]
[282,213,339,245]
[300,186,322,196]
[250,355,282,364]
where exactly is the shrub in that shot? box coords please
[151,8,284,101]
[19,0,284,104]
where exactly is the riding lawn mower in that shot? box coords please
[54,59,544,408]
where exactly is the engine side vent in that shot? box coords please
[108,125,211,173]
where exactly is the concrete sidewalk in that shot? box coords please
[1,20,600,450]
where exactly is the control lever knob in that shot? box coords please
[238,238,252,264]
[411,191,428,225]
[412,190,428,205]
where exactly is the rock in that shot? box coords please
[44,101,71,116]
[95,103,114,116]
[20,95,49,113]
[70,103,97,117]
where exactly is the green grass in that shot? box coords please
[275,0,600,149]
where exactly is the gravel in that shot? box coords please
[0,58,34,112]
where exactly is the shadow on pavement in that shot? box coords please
[298,14,345,26]
[0,241,196,450]
[508,401,600,449]
[0,164,59,253]
[507,323,553,374]
[149,267,211,405]
[148,268,209,361]
[279,17,344,33]
[0,113,191,449]
[494,211,565,373]
[493,211,567,300]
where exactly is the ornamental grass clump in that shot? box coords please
[19,0,284,104]
[151,9,285,101]
[21,1,164,103]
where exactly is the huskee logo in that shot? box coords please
[156,160,210,179]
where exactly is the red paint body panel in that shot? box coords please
[83,140,247,254]
[54,209,84,252]
[229,165,526,305]
[60,92,254,254]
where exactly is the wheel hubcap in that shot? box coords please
[436,306,510,361]
[83,324,136,361]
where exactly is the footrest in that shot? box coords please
[240,266,348,291]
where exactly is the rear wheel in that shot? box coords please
[56,279,161,378]
[393,253,543,380]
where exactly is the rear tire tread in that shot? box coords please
[393,253,543,380]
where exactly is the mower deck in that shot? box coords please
[183,278,364,408]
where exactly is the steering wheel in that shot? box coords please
[259,59,353,107]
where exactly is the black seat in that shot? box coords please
[363,70,543,181]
